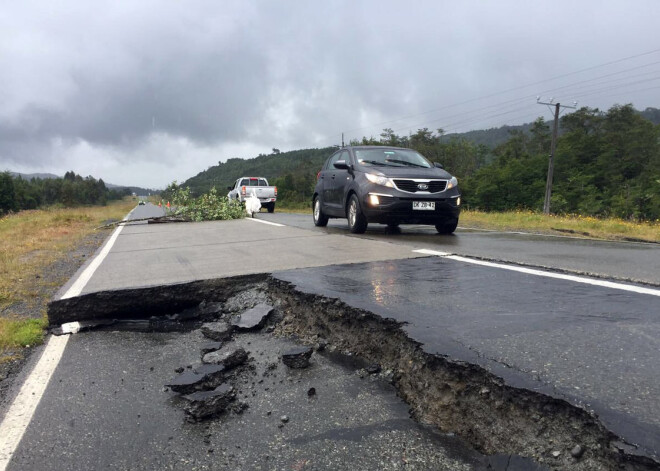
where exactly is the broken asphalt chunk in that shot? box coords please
[231,303,273,331]
[282,346,313,369]
[200,342,223,355]
[202,346,249,369]
[182,383,235,421]
[201,321,235,341]
[165,364,226,394]
[52,319,116,335]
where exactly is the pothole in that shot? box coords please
[47,277,660,471]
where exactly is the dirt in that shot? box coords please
[268,280,660,471]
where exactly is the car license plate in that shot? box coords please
[412,201,435,210]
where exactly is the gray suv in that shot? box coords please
[312,146,461,234]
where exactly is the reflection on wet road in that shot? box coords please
[275,256,660,459]
[262,212,660,285]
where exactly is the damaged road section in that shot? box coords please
[45,271,660,470]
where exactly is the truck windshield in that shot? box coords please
[355,149,431,168]
[241,179,268,186]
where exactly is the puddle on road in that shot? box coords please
[47,277,660,471]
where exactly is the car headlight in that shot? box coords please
[365,173,394,188]
[446,176,458,190]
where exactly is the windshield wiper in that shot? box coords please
[385,159,427,168]
[359,160,395,167]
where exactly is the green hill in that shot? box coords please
[182,147,336,198]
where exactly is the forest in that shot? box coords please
[0,171,130,215]
[182,104,659,221]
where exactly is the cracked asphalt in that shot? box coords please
[2,206,658,469]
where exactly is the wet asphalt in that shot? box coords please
[274,256,660,460]
[3,207,659,469]
[8,328,502,471]
[260,212,660,285]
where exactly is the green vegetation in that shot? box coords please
[183,147,335,206]
[0,198,136,359]
[161,183,244,221]
[460,210,659,243]
[184,104,659,222]
[463,105,660,221]
[0,171,131,215]
[0,317,47,351]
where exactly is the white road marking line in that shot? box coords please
[413,248,451,257]
[413,249,660,297]
[0,208,135,471]
[0,335,69,471]
[244,218,285,227]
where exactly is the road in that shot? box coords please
[1,204,658,469]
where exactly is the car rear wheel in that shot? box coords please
[313,197,329,227]
[435,219,458,234]
[347,194,368,234]
[267,203,275,213]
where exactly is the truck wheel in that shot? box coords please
[313,196,329,227]
[347,194,367,234]
[267,203,275,213]
[435,219,458,234]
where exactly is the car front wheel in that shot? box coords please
[435,219,458,234]
[313,197,329,227]
[347,195,368,234]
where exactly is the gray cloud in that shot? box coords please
[1,0,659,187]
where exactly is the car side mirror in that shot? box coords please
[333,160,349,170]
[433,162,444,169]
[227,186,233,190]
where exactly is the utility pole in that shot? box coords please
[537,98,577,214]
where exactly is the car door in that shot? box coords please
[319,151,341,213]
[326,150,349,213]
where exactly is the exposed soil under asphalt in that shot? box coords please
[45,279,660,470]
[0,228,112,407]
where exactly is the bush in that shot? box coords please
[167,183,244,221]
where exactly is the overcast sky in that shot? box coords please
[2,1,659,188]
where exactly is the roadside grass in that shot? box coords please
[276,202,658,243]
[460,209,659,243]
[0,198,135,357]
[0,317,48,351]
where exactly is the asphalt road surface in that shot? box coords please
[2,205,658,469]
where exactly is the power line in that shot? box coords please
[317,48,660,147]
[337,48,660,137]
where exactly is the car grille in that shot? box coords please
[393,179,447,193]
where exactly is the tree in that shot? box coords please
[0,172,17,214]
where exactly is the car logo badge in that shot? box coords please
[417,183,429,190]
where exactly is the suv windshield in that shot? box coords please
[355,148,431,168]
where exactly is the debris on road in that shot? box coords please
[231,303,273,331]
[45,279,660,470]
[282,346,313,369]
[166,364,226,394]
[201,321,235,341]
[202,346,249,369]
[182,383,236,421]
[200,341,223,355]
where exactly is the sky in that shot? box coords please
[2,1,659,188]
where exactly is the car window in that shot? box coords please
[240,179,249,186]
[324,152,341,170]
[355,148,431,168]
[258,179,267,186]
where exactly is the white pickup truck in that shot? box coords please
[227,177,277,213]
